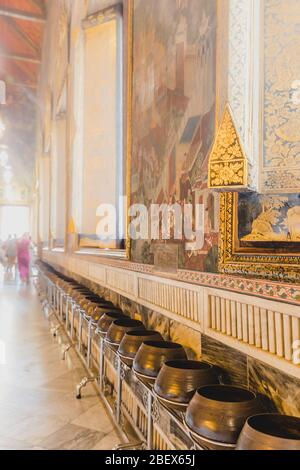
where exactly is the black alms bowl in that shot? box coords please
[133,341,187,385]
[118,329,163,367]
[154,360,219,411]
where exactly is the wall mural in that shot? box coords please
[262,0,300,193]
[131,0,219,272]
[238,193,300,247]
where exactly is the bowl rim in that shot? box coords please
[153,389,190,407]
[104,338,121,348]
[124,329,162,337]
[111,318,145,327]
[183,417,237,448]
[162,359,214,370]
[118,351,134,360]
[195,384,257,403]
[142,340,184,349]
[99,310,125,318]
[132,367,157,381]
[245,413,300,441]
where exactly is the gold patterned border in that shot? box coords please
[219,192,300,282]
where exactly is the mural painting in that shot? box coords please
[131,0,219,272]
[238,193,300,251]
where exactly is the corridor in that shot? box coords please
[0,0,299,454]
[0,278,120,450]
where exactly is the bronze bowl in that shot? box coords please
[78,296,111,309]
[118,330,163,367]
[105,318,145,350]
[71,288,91,295]
[87,305,120,323]
[97,310,126,336]
[185,385,262,450]
[154,360,219,411]
[83,301,116,319]
[133,341,187,385]
[236,414,300,450]
[72,290,93,300]
[79,299,100,310]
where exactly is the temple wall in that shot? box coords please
[37,0,300,416]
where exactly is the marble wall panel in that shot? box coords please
[248,357,300,417]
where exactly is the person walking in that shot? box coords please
[5,234,17,273]
[17,233,31,283]
[0,239,7,269]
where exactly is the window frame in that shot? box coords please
[72,2,132,260]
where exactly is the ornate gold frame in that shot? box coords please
[219,192,300,282]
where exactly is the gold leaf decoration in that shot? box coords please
[208,105,248,189]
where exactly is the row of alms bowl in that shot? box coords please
[51,275,300,452]
[80,303,300,450]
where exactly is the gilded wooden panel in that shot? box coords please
[219,192,300,281]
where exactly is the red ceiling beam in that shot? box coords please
[0,7,45,24]
[27,0,47,17]
[2,16,41,58]
[0,51,41,64]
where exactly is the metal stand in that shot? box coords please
[36,267,202,451]
[76,376,98,399]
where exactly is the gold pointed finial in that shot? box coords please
[68,218,76,234]
[208,105,248,189]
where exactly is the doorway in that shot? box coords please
[0,205,30,241]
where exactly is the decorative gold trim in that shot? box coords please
[82,4,122,29]
[219,192,300,282]
[126,0,133,260]
[208,104,248,189]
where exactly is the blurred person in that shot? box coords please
[28,236,36,277]
[0,239,7,268]
[17,233,31,283]
[5,234,17,273]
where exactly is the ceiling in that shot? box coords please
[0,0,46,89]
[0,0,46,192]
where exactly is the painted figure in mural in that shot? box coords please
[17,233,31,283]
[287,207,300,240]
[239,194,300,242]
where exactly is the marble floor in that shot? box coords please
[0,274,122,450]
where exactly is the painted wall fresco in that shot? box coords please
[238,193,300,249]
[262,0,300,193]
[131,0,219,272]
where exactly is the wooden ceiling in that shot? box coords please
[0,0,46,90]
[0,0,46,190]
